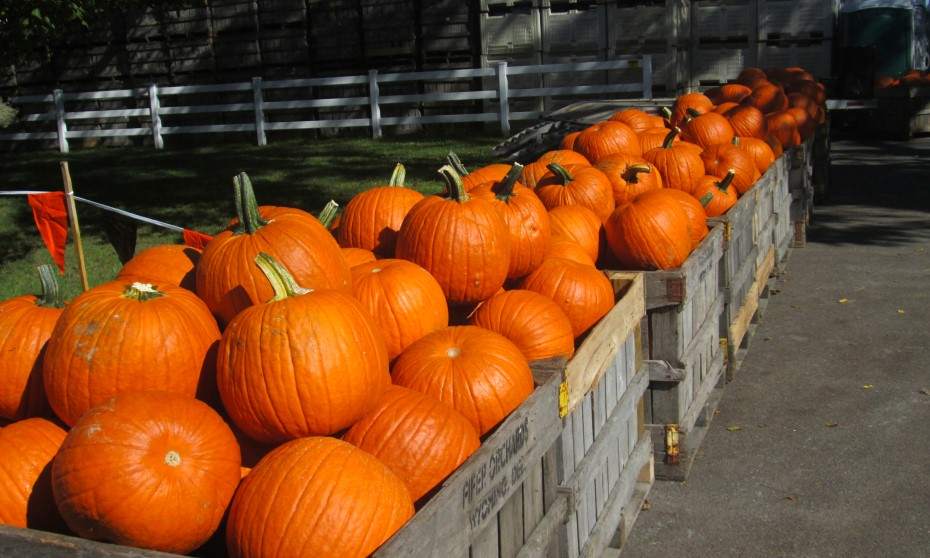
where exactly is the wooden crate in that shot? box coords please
[639,225,726,481]
[723,247,775,381]
[788,136,814,248]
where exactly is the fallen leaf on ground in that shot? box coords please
[641,500,652,511]
[863,384,874,389]
[897,309,906,315]
[838,298,849,304]
[825,422,839,428]
[726,425,742,432]
[919,388,930,396]
[785,495,796,502]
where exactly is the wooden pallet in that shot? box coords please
[724,247,776,382]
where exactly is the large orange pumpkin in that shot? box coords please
[218,254,390,443]
[681,110,735,149]
[609,108,656,133]
[521,150,591,189]
[43,280,220,426]
[638,189,708,249]
[735,136,777,174]
[336,164,425,257]
[521,258,614,337]
[117,244,200,291]
[470,164,552,278]
[639,126,679,153]
[196,172,350,324]
[700,142,759,194]
[693,171,738,217]
[548,205,602,263]
[51,392,241,554]
[343,385,480,501]
[725,105,767,138]
[605,192,693,270]
[643,128,706,195]
[351,259,449,360]
[0,418,66,530]
[572,121,642,163]
[595,153,663,205]
[766,111,801,148]
[545,239,594,266]
[670,92,714,127]
[0,265,61,421]
[470,289,575,361]
[534,163,615,222]
[392,326,534,436]
[342,246,376,268]
[226,437,413,558]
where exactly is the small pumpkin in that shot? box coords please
[535,163,615,222]
[521,150,591,189]
[681,109,735,149]
[670,92,714,127]
[471,289,575,361]
[693,171,738,217]
[700,142,758,194]
[392,326,534,435]
[117,244,200,291]
[638,189,708,249]
[351,258,449,360]
[545,239,594,266]
[572,121,642,163]
[52,392,241,554]
[343,385,480,501]
[218,254,390,443]
[521,258,614,337]
[725,105,767,138]
[548,205,602,263]
[226,437,413,558]
[596,154,663,206]
[609,108,656,133]
[735,136,776,173]
[743,83,789,114]
[643,128,706,195]
[0,265,62,421]
[706,83,752,104]
[396,166,511,304]
[342,246,376,268]
[605,192,693,270]
[0,418,66,530]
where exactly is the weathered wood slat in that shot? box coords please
[0,526,180,558]
[641,225,724,310]
[729,248,776,354]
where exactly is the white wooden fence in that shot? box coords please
[0,57,652,153]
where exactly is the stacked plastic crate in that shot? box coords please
[480,0,545,114]
[756,0,835,81]
[540,0,610,111]
[690,0,756,87]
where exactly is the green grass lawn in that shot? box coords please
[0,133,501,300]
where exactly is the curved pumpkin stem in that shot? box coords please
[388,163,406,187]
[546,163,573,185]
[493,163,525,201]
[446,151,468,177]
[660,106,672,120]
[624,164,652,184]
[123,282,165,302]
[254,252,311,301]
[233,172,267,235]
[685,107,701,118]
[662,128,680,149]
[35,264,62,308]
[437,165,469,203]
[318,200,339,228]
[717,169,736,191]
[731,136,741,146]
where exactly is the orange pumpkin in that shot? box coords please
[351,259,449,360]
[743,83,789,114]
[196,173,350,324]
[736,67,768,87]
[43,280,220,426]
[560,131,581,150]
[117,244,200,291]
[470,164,552,278]
[786,106,815,140]
[545,239,595,266]
[572,121,642,163]
[681,110,735,149]
[535,163,615,222]
[609,108,656,133]
[700,142,758,194]
[52,392,241,554]
[706,83,752,104]
[638,189,708,249]
[392,326,534,435]
[596,154,663,205]
[521,258,614,337]
[693,171,738,217]
[343,385,480,501]
[713,102,740,114]
[396,166,511,304]
[766,111,801,148]
[226,437,413,558]
[670,92,714,127]
[0,418,66,530]
[605,192,693,270]
[643,128,706,195]
[735,136,776,174]
[548,205,602,263]
[218,254,390,443]
[0,266,61,421]
[639,126,679,153]
[471,289,575,361]
[342,246,376,268]
[521,150,591,189]
[725,105,767,138]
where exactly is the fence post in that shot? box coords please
[148,83,164,150]
[368,70,382,139]
[641,55,653,99]
[252,77,267,146]
[53,89,69,154]
[494,61,510,137]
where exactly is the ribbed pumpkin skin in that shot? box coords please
[218,289,390,443]
[743,84,789,114]
[227,437,413,558]
[644,141,706,195]
[0,296,60,421]
[706,83,752,104]
[197,206,350,324]
[713,102,739,114]
[351,259,449,360]
[573,121,642,162]
[343,386,480,501]
[51,392,241,554]
[736,67,768,86]
[548,205,602,262]
[342,246,376,268]
[462,164,511,191]
[521,258,614,337]
[470,181,552,278]
[396,195,510,305]
[117,244,201,291]
[639,189,708,249]
[605,194,693,270]
[595,154,664,205]
[546,239,594,266]
[682,112,735,149]
[693,175,738,217]
[0,418,66,529]
[471,289,575,361]
[671,93,713,127]
[392,326,534,436]
[535,164,615,222]
[785,106,815,140]
[766,111,801,148]
[560,131,581,150]
[736,136,776,173]
[337,187,424,257]
[700,143,759,194]
[43,282,220,426]
[725,105,767,138]
[609,108,655,133]
[522,150,591,188]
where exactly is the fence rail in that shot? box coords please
[0,57,653,152]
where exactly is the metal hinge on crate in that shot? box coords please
[664,424,680,465]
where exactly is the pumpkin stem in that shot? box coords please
[388,163,406,187]
[123,282,165,302]
[254,252,311,301]
[662,128,680,149]
[685,107,701,118]
[546,163,573,185]
[446,151,468,177]
[233,172,267,234]
[660,106,672,120]
[493,163,525,201]
[698,191,714,208]
[731,136,741,146]
[35,264,63,308]
[318,200,339,228]
[623,164,652,184]
[438,165,469,203]
[718,169,736,191]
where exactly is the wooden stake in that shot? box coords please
[60,161,89,291]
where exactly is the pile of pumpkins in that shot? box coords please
[0,65,824,558]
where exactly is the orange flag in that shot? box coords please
[27,192,69,274]
[183,228,213,250]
